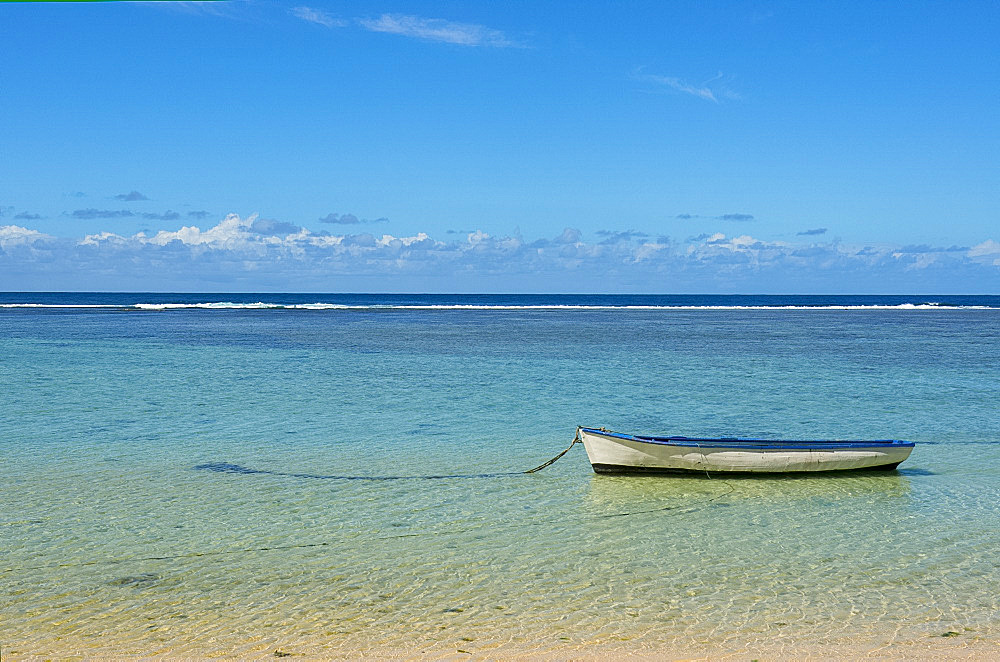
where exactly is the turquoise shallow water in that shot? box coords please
[2,296,999,657]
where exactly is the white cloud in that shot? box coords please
[75,215,441,257]
[467,230,490,244]
[0,225,52,248]
[555,228,581,245]
[359,14,519,47]
[969,239,1000,257]
[633,70,741,103]
[969,239,1000,266]
[145,213,255,247]
[291,6,346,28]
[376,232,431,247]
[153,1,246,19]
[652,76,716,102]
[81,231,130,247]
[634,240,670,262]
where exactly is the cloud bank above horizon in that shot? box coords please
[2,215,998,293]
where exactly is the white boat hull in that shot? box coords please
[580,428,914,474]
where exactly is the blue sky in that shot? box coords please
[1,1,998,292]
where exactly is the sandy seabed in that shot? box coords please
[4,634,1000,661]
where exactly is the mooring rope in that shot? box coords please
[191,463,523,481]
[193,429,583,481]
[523,427,581,473]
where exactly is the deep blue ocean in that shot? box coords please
[2,291,998,308]
[2,292,999,657]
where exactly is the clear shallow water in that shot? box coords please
[2,294,999,657]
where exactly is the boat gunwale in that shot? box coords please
[579,427,915,450]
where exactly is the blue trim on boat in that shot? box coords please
[580,427,915,450]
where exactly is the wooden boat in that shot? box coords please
[579,427,914,474]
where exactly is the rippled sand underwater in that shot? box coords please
[2,302,999,658]
[6,469,999,659]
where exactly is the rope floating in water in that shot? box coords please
[195,429,584,481]
[192,462,523,481]
[523,428,581,473]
